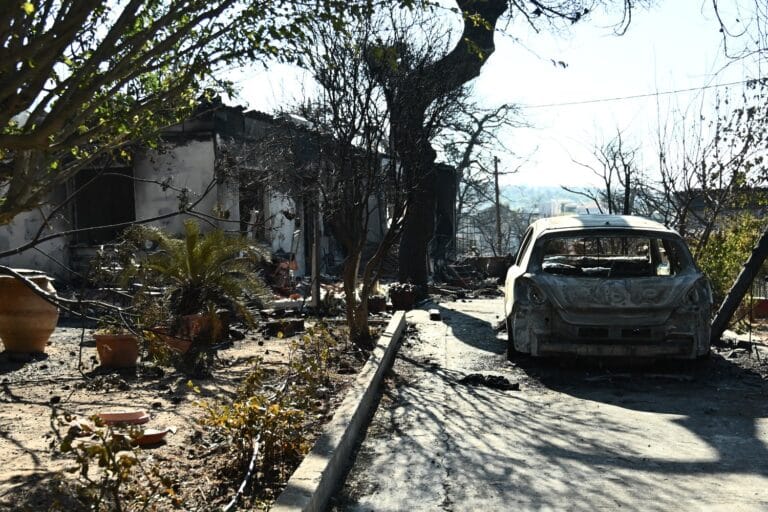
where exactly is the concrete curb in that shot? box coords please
[271,311,407,512]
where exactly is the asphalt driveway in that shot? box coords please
[333,297,768,511]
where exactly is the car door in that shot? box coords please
[504,226,535,319]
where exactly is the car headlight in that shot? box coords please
[516,278,547,306]
[685,278,711,306]
[529,282,546,305]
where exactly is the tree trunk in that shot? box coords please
[342,250,372,345]
[398,159,436,288]
[382,0,507,287]
[311,196,321,309]
[710,224,768,344]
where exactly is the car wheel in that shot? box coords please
[506,315,519,361]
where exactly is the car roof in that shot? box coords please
[530,214,676,236]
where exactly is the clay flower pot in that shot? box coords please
[135,428,170,446]
[0,271,59,354]
[98,409,150,425]
[94,333,139,368]
[368,295,387,314]
[389,284,416,311]
[148,327,191,356]
[179,311,228,343]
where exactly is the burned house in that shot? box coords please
[0,101,389,281]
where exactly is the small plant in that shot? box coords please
[388,282,416,294]
[199,323,344,503]
[119,220,272,374]
[389,282,417,310]
[53,411,180,511]
[93,313,133,335]
[122,219,271,321]
[694,213,768,305]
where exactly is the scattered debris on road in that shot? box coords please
[458,373,520,391]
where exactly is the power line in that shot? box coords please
[518,78,762,109]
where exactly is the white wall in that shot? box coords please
[0,207,70,280]
[0,132,247,282]
[133,138,218,235]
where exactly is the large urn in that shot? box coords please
[0,270,59,353]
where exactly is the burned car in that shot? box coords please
[503,215,712,360]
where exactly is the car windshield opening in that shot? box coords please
[539,235,687,278]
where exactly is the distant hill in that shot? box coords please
[500,185,588,212]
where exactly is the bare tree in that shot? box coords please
[301,18,407,345]
[241,15,407,345]
[564,130,640,215]
[366,0,509,290]
[368,0,649,291]
[711,0,768,60]
[433,99,525,242]
[651,83,768,256]
[470,203,533,257]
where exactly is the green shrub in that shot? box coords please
[694,213,768,305]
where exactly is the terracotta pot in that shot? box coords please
[368,295,387,313]
[180,314,207,341]
[136,428,170,446]
[148,327,191,355]
[179,311,228,343]
[98,409,150,425]
[94,333,139,368]
[390,289,416,311]
[0,272,59,353]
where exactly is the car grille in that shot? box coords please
[578,327,608,338]
[576,326,655,340]
[621,328,652,338]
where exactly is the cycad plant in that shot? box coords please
[123,219,271,338]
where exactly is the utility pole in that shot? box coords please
[494,156,502,256]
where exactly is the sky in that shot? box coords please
[230,1,760,192]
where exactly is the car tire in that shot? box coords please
[506,315,520,361]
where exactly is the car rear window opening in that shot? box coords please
[539,235,687,278]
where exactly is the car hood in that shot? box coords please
[532,272,704,325]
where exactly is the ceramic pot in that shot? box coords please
[148,327,191,356]
[390,289,416,311]
[98,409,149,425]
[0,272,59,353]
[368,295,387,313]
[179,311,228,343]
[94,333,139,368]
[136,428,170,446]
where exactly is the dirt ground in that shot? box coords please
[0,318,375,511]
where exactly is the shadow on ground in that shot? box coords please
[336,298,768,510]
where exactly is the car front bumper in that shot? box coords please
[533,336,696,358]
[512,305,710,359]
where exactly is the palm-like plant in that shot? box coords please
[124,219,271,329]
